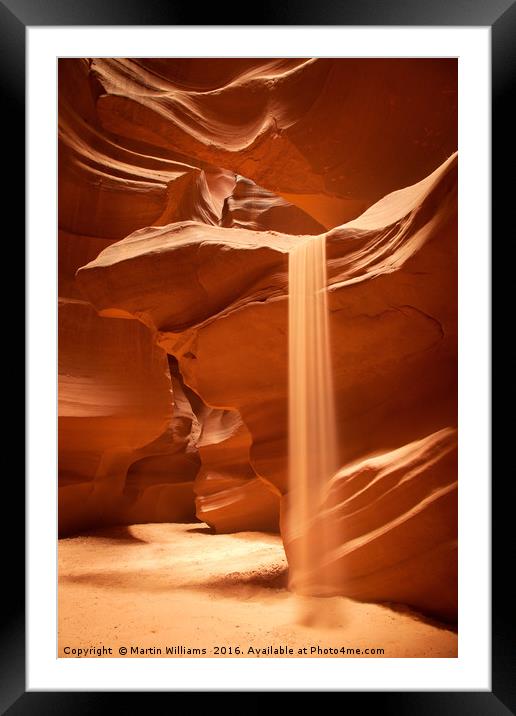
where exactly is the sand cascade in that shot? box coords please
[288,235,338,594]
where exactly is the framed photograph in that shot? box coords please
[7,0,512,710]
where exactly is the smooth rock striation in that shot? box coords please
[282,428,458,621]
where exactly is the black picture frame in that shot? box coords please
[6,0,514,711]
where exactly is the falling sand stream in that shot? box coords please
[288,235,339,621]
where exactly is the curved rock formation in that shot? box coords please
[221,175,325,234]
[92,57,457,226]
[58,298,197,534]
[282,428,458,621]
[195,408,279,533]
[169,359,280,533]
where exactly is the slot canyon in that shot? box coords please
[58,57,458,658]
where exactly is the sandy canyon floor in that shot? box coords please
[58,523,457,659]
